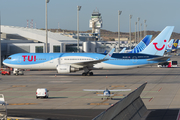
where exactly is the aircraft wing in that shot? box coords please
[71,59,107,68]
[109,89,131,92]
[147,56,171,61]
[70,48,115,69]
[83,89,104,92]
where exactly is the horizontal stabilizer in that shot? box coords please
[97,94,114,96]
[147,56,170,61]
[83,89,104,92]
[110,89,131,92]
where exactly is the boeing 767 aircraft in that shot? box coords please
[3,26,174,76]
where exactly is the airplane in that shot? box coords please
[3,26,174,76]
[83,88,131,100]
[166,39,179,53]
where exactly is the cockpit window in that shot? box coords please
[8,57,11,60]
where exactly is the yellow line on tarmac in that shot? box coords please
[11,85,27,88]
[89,103,110,105]
[109,85,126,88]
[8,103,38,105]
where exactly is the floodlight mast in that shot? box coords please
[144,20,146,37]
[118,11,122,51]
[45,0,50,53]
[129,15,132,49]
[77,6,81,53]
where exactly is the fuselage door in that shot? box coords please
[17,56,21,63]
[49,56,54,63]
[132,56,137,63]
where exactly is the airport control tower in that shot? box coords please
[89,9,103,41]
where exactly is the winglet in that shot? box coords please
[119,48,126,53]
[103,48,115,59]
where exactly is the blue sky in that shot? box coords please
[0,0,179,32]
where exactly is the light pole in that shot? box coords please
[77,6,81,53]
[137,17,140,43]
[45,0,50,53]
[129,15,132,49]
[146,24,147,36]
[118,11,122,51]
[144,20,146,37]
[140,23,142,41]
[135,22,137,44]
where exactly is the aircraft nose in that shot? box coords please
[3,59,8,65]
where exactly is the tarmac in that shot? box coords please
[0,53,180,120]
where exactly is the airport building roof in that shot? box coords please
[1,25,78,43]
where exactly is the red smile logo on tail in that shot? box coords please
[168,44,172,48]
[153,40,166,51]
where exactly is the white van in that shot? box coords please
[36,88,49,99]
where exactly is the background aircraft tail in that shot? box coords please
[140,26,174,56]
[166,39,174,50]
[172,39,179,49]
[129,35,152,53]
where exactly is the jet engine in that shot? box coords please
[56,64,79,73]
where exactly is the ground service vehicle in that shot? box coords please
[1,70,11,75]
[157,61,177,68]
[36,88,49,99]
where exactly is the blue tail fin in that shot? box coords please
[129,35,152,53]
[172,39,179,49]
[140,26,174,56]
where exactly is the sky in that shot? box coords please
[0,0,179,33]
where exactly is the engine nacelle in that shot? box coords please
[56,64,79,73]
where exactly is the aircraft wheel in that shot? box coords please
[87,72,93,76]
[101,98,103,100]
[90,72,93,76]
[82,72,87,76]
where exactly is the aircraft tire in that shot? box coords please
[82,73,87,76]
[87,72,93,76]
[90,72,93,76]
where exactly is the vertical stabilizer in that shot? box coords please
[166,39,174,50]
[129,35,152,53]
[140,26,174,56]
[172,39,179,49]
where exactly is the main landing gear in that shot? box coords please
[82,71,93,76]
